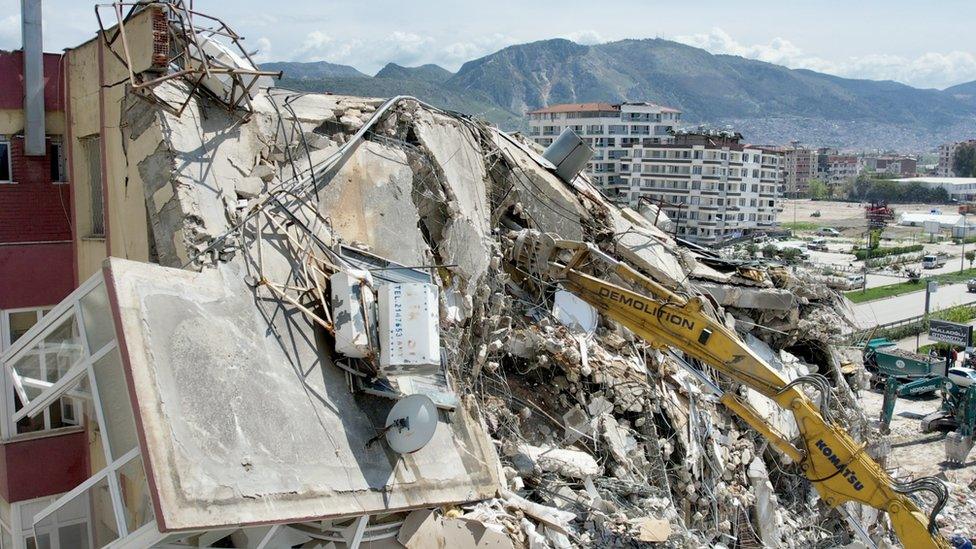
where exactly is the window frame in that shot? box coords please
[0,138,12,184]
[49,138,68,185]
[14,495,91,549]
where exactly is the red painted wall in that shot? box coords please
[0,50,73,310]
[0,50,63,111]
[0,430,88,503]
[0,243,73,310]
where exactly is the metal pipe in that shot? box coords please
[21,0,45,156]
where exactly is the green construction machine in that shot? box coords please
[864,338,947,394]
[880,364,976,464]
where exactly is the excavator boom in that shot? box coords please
[508,230,950,549]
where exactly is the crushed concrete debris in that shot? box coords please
[121,65,894,546]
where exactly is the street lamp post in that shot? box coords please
[962,213,968,273]
[917,280,937,352]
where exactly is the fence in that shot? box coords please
[847,300,976,345]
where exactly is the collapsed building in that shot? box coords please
[0,3,952,548]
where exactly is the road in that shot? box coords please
[851,281,976,329]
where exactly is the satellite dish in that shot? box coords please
[385,394,438,454]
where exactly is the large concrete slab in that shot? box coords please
[105,258,500,532]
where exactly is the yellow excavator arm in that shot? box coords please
[509,231,950,549]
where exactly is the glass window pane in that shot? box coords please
[92,349,138,460]
[8,311,39,345]
[18,376,90,434]
[57,523,89,549]
[117,455,154,533]
[41,314,84,385]
[34,477,118,548]
[11,353,42,391]
[80,283,115,355]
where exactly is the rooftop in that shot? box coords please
[527,102,619,114]
[620,101,682,113]
[893,177,976,185]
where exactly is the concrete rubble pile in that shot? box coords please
[125,76,880,547]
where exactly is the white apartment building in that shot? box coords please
[527,102,679,196]
[528,104,783,244]
[633,131,784,244]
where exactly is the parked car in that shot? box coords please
[846,274,865,289]
[817,227,841,236]
[968,279,976,292]
[807,238,828,252]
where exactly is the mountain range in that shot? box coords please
[263,38,976,151]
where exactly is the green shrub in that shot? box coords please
[853,244,924,260]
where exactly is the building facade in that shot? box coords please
[783,144,817,197]
[0,51,75,333]
[527,102,680,197]
[861,155,917,177]
[0,49,88,549]
[816,149,860,187]
[634,130,783,243]
[528,105,783,243]
[938,140,976,177]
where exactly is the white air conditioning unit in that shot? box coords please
[378,283,440,376]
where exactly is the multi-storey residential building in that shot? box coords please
[816,148,860,186]
[632,130,783,244]
[528,105,783,243]
[938,140,976,177]
[861,155,917,177]
[527,102,680,196]
[783,143,817,197]
[0,46,86,549]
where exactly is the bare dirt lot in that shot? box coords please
[782,199,948,242]
[858,387,976,541]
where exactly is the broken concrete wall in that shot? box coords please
[115,79,880,547]
[108,257,500,531]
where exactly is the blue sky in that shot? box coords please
[1,0,974,89]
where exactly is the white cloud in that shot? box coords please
[673,27,976,89]
[443,33,519,67]
[0,14,18,49]
[251,37,273,64]
[562,30,606,46]
[290,29,519,73]
[383,31,436,67]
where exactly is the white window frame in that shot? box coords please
[1,307,52,353]
[0,138,12,184]
[1,273,161,547]
[14,494,90,549]
[1,276,106,439]
[0,307,74,433]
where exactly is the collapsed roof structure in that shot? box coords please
[7,3,948,548]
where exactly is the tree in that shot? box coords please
[967,250,975,268]
[762,244,778,258]
[779,247,804,263]
[953,143,976,177]
[745,243,759,258]
[849,174,874,200]
[808,179,828,200]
